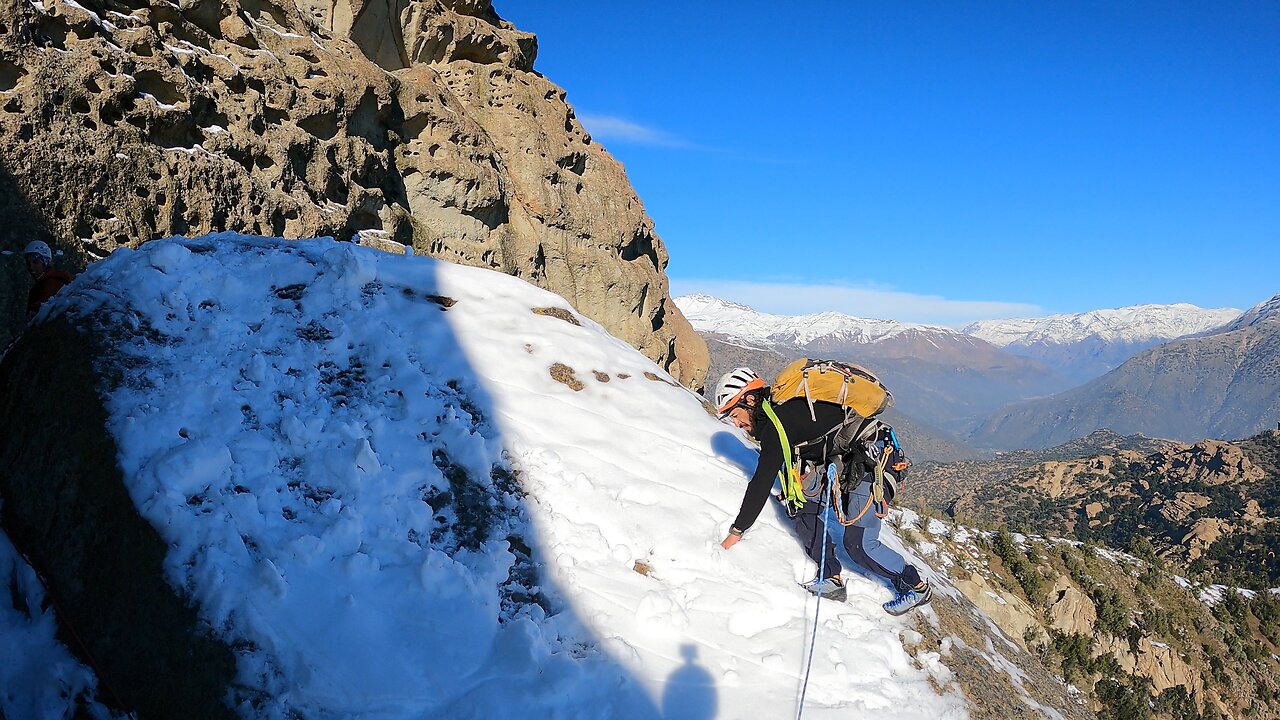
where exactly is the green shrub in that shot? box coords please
[1127,535,1157,563]
[991,526,1048,604]
[1095,672,1153,720]
[1051,631,1094,683]
[1093,586,1131,637]
[1155,686,1200,720]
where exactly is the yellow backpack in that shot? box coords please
[770,358,893,420]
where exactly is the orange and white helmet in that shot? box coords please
[714,367,765,415]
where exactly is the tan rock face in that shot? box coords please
[1094,636,1201,696]
[0,0,709,387]
[1181,517,1233,560]
[952,573,1043,650]
[1047,575,1096,636]
[1153,491,1213,524]
[1151,440,1265,486]
[1020,454,1123,498]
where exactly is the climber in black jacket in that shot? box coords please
[713,367,931,615]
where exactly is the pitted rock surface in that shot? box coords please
[0,0,708,387]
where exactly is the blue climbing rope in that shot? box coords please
[796,463,837,720]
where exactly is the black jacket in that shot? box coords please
[731,398,848,532]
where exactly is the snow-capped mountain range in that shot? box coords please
[677,293,1240,353]
[974,292,1280,449]
[676,293,1246,386]
[676,294,1071,431]
[1223,292,1280,332]
[674,294,966,348]
[962,304,1241,348]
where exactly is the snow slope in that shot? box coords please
[0,533,119,719]
[3,235,968,719]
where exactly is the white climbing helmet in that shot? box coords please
[714,367,765,415]
[23,240,52,266]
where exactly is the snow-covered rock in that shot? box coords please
[0,235,967,719]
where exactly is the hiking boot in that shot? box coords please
[883,580,932,616]
[801,576,847,602]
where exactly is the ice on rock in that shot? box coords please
[259,559,289,599]
[290,535,326,564]
[323,243,378,290]
[281,415,309,446]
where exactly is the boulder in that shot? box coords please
[951,573,1043,650]
[0,0,708,387]
[1047,575,1096,636]
[1094,636,1202,696]
[1181,517,1233,560]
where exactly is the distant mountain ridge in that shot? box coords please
[677,295,1240,382]
[676,294,1069,431]
[963,304,1241,347]
[675,293,971,348]
[974,293,1280,449]
[964,304,1241,382]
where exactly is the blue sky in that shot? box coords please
[499,2,1279,325]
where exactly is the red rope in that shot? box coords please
[7,536,130,711]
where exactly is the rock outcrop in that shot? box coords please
[951,573,1043,650]
[0,0,708,387]
[1151,440,1265,486]
[1094,636,1203,696]
[1180,517,1232,560]
[1046,575,1096,636]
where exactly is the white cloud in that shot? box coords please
[670,279,1043,328]
[577,114,688,147]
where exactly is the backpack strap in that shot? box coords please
[798,368,817,422]
[761,400,806,512]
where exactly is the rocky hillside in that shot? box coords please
[905,511,1280,720]
[931,429,1280,587]
[914,429,1181,512]
[974,294,1280,449]
[0,0,707,386]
